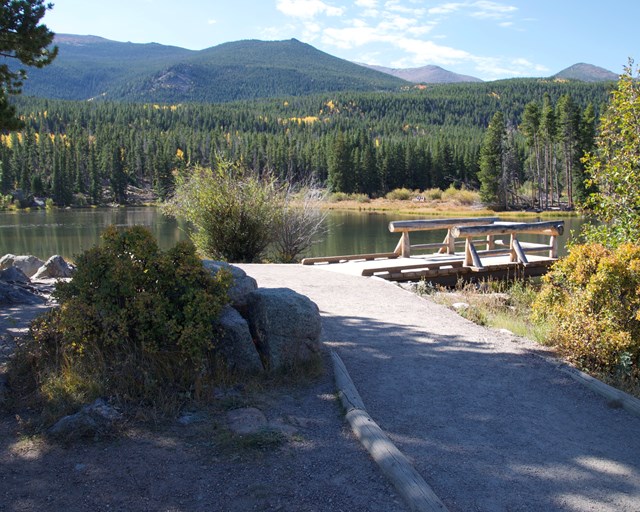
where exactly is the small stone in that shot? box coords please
[226,407,268,435]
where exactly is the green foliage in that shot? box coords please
[532,243,640,383]
[0,0,57,130]
[581,60,640,246]
[385,187,414,200]
[9,226,230,418]
[0,79,611,205]
[440,184,479,205]
[478,111,506,207]
[164,162,284,263]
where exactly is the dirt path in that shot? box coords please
[0,304,404,511]
[238,264,640,512]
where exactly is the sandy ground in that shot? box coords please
[2,264,640,511]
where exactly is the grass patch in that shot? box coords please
[418,278,549,344]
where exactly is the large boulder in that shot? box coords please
[0,254,45,278]
[202,260,257,310]
[214,305,264,373]
[32,255,74,280]
[0,266,30,284]
[245,288,322,371]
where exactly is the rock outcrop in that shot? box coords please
[214,305,264,373]
[202,260,257,311]
[245,287,322,371]
[32,255,74,280]
[0,254,44,278]
[48,398,123,441]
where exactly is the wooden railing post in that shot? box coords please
[396,231,411,257]
[549,235,558,258]
[509,233,516,262]
[486,234,495,251]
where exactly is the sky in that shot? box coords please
[44,0,638,81]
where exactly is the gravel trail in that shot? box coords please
[239,263,640,512]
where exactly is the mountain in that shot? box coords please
[19,36,408,102]
[21,34,194,100]
[552,63,618,82]
[360,63,482,84]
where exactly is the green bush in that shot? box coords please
[385,188,414,201]
[164,163,283,263]
[423,188,443,201]
[9,226,230,419]
[532,243,640,383]
[441,185,479,205]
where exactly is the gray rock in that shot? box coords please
[0,281,45,305]
[215,305,264,373]
[202,260,257,309]
[246,288,322,371]
[32,255,74,280]
[0,266,30,284]
[0,254,45,278]
[226,407,268,435]
[48,398,122,441]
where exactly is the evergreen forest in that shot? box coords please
[1,78,613,209]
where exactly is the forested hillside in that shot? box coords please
[20,36,407,102]
[1,78,613,208]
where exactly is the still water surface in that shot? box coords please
[0,207,584,261]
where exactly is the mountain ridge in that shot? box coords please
[18,35,618,103]
[359,63,483,84]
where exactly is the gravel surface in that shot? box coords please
[239,264,640,512]
[2,263,640,512]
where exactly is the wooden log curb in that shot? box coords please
[331,350,449,512]
[559,364,640,417]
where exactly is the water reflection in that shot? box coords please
[0,207,583,260]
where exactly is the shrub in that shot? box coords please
[164,162,283,263]
[271,184,327,263]
[9,226,230,420]
[0,193,12,210]
[532,243,640,382]
[441,185,479,205]
[423,188,443,201]
[385,188,414,201]
[329,191,350,202]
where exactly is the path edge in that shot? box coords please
[331,350,449,512]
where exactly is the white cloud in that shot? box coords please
[470,1,517,19]
[355,0,378,7]
[428,3,465,16]
[207,19,217,25]
[471,55,549,79]
[276,0,344,19]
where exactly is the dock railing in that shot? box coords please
[301,217,564,272]
[450,220,564,270]
[387,217,499,258]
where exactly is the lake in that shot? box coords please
[0,207,585,261]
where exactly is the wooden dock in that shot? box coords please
[301,217,564,285]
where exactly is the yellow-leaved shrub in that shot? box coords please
[532,243,640,381]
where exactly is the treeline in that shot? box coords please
[479,93,597,209]
[0,79,612,207]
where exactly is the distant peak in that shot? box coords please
[553,63,618,82]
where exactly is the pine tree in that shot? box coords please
[478,111,506,208]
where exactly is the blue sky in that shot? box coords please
[44,0,637,80]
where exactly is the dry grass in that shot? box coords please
[417,279,550,343]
